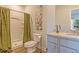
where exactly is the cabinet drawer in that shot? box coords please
[60,46,77,53]
[60,39,79,51]
[47,35,57,44]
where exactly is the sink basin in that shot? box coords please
[64,33,73,35]
[52,32,74,35]
[64,33,79,36]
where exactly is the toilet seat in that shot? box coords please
[24,41,37,48]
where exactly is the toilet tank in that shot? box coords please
[33,33,42,42]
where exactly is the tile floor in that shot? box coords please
[12,47,46,53]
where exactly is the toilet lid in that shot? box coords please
[24,41,37,47]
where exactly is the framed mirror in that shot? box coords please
[71,9,79,31]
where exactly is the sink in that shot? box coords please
[63,33,79,36]
[52,32,74,35]
[64,33,73,35]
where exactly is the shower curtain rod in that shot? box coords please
[0,6,29,14]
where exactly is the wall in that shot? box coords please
[55,5,79,32]
[42,5,56,51]
[43,5,56,33]
[25,5,41,33]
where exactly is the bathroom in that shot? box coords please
[1,5,79,53]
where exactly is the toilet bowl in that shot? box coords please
[24,33,41,53]
[24,41,37,53]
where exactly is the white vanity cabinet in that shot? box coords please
[47,33,79,53]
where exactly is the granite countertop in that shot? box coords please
[47,32,79,41]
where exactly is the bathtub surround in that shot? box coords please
[10,10,24,49]
[23,13,31,43]
[0,7,11,50]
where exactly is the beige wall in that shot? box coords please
[42,5,56,50]
[25,5,40,33]
[56,5,79,32]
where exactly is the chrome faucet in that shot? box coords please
[55,25,61,33]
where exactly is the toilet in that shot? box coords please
[24,33,41,53]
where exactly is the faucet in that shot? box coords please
[55,25,61,33]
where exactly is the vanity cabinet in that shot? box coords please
[47,34,79,53]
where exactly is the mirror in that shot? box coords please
[71,9,79,30]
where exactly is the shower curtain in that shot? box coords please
[23,13,31,43]
[0,7,11,50]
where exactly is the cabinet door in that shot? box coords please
[60,46,77,53]
[47,42,57,53]
[60,38,79,51]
